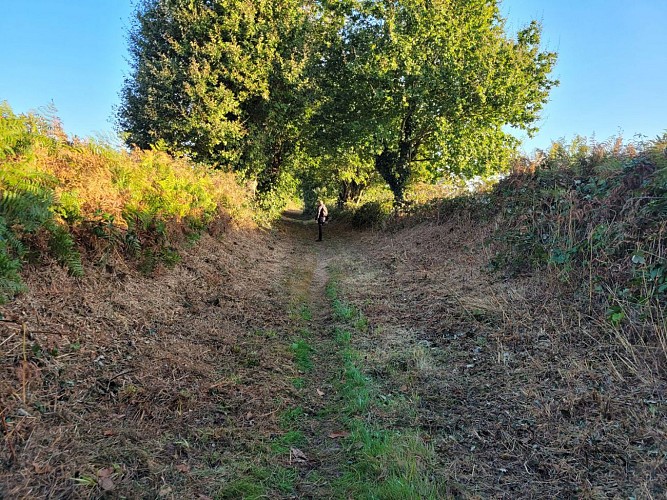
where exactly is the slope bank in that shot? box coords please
[1,223,304,497]
[339,215,665,497]
[334,138,667,496]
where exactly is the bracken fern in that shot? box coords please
[0,101,255,300]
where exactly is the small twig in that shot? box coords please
[108,368,136,383]
[105,369,137,393]
[0,331,18,348]
[22,322,28,404]
[0,318,21,323]
[258,407,282,419]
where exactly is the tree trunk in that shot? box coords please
[375,140,414,206]
[256,139,292,194]
[337,179,365,208]
[374,106,417,206]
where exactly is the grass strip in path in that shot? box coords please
[323,270,447,499]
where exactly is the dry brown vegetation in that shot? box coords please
[341,214,665,497]
[1,224,305,498]
[2,139,666,498]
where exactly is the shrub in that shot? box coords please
[0,102,255,300]
[351,201,391,229]
[488,135,667,311]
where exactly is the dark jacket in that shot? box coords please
[316,204,328,224]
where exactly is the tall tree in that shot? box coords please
[118,0,315,194]
[311,0,558,205]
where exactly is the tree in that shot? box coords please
[295,148,377,211]
[311,0,558,206]
[118,0,315,195]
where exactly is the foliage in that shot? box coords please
[118,1,557,209]
[118,0,316,206]
[297,147,378,212]
[310,0,558,206]
[350,201,392,230]
[0,104,83,300]
[252,170,300,224]
[0,102,253,301]
[481,134,667,336]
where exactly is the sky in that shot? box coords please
[0,0,665,154]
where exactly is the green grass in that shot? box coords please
[290,339,313,372]
[325,279,339,300]
[218,478,266,499]
[271,430,306,454]
[333,298,355,320]
[325,274,446,498]
[340,351,372,414]
[335,327,351,346]
[332,421,442,499]
[215,463,298,499]
[288,301,313,323]
[326,274,368,326]
[291,377,305,389]
[299,304,313,321]
[279,406,306,429]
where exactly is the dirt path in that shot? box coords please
[272,214,449,497]
[273,212,357,497]
[2,210,665,498]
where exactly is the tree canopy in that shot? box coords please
[310,0,557,204]
[118,0,315,194]
[118,0,557,207]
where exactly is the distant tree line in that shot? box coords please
[118,0,557,208]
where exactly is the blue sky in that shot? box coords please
[1,0,665,154]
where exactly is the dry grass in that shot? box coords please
[0,226,302,498]
[336,210,666,497]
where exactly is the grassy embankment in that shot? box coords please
[339,133,667,496]
[0,102,254,303]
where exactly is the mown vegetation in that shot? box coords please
[377,133,667,371]
[339,135,667,498]
[324,273,446,498]
[0,102,254,303]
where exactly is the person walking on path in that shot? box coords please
[315,200,328,241]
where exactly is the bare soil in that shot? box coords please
[1,210,665,498]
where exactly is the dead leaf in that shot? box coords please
[98,477,115,491]
[103,430,115,437]
[399,385,408,392]
[316,388,325,396]
[32,461,54,474]
[328,431,350,439]
[290,447,308,463]
[97,467,113,478]
[246,411,253,419]
[175,464,190,473]
[158,486,173,497]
